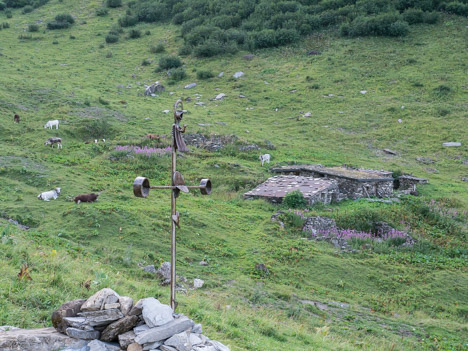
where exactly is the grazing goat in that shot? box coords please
[259,153,271,166]
[45,137,62,149]
[74,193,99,204]
[14,114,20,123]
[38,187,61,201]
[145,134,160,140]
[44,120,59,129]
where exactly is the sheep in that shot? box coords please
[74,193,99,204]
[38,187,61,201]
[14,114,20,123]
[45,137,62,149]
[259,153,271,166]
[44,120,59,129]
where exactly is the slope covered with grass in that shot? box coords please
[0,1,467,350]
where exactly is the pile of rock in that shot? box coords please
[144,82,165,96]
[51,288,229,351]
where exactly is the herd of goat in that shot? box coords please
[13,113,271,204]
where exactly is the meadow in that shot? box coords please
[0,1,467,350]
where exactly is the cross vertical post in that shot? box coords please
[133,100,212,311]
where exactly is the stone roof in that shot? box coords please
[244,175,336,200]
[272,165,394,182]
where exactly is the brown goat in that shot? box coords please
[145,134,160,140]
[14,114,20,123]
[74,193,99,204]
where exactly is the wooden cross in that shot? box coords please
[133,100,212,310]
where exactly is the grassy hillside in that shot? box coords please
[0,1,467,350]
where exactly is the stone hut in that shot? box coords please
[398,175,428,192]
[272,165,394,199]
[243,175,340,205]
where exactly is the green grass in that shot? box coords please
[0,2,467,350]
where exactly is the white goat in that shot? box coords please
[44,120,59,129]
[259,154,271,166]
[37,187,61,201]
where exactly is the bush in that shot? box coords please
[106,0,122,8]
[22,5,33,13]
[5,9,12,18]
[158,55,182,70]
[141,59,151,66]
[28,23,39,32]
[167,67,187,82]
[196,70,214,80]
[193,40,224,57]
[118,15,138,27]
[444,2,468,16]
[0,2,5,11]
[150,43,165,53]
[127,29,141,39]
[252,29,278,48]
[3,21,9,28]
[47,13,74,30]
[422,11,439,24]
[389,20,409,36]
[55,13,74,24]
[275,28,300,45]
[342,13,409,37]
[105,33,119,43]
[96,8,108,16]
[81,118,113,139]
[433,85,452,98]
[283,190,307,209]
[178,44,192,56]
[402,8,424,24]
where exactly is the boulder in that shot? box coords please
[128,299,144,316]
[207,340,230,351]
[141,298,174,328]
[81,288,119,312]
[119,296,133,315]
[133,324,150,335]
[443,142,461,147]
[135,316,194,345]
[217,72,224,77]
[156,262,171,285]
[215,93,226,100]
[145,82,165,96]
[118,330,136,349]
[190,333,203,345]
[143,265,157,274]
[51,299,86,333]
[100,315,139,342]
[65,327,100,340]
[0,327,87,351]
[233,72,244,79]
[104,303,120,310]
[77,309,124,327]
[164,331,191,351]
[88,339,121,351]
[61,317,88,330]
[193,279,204,289]
[142,340,162,350]
[185,83,197,89]
[243,54,255,60]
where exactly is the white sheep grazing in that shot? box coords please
[37,187,61,201]
[44,120,59,129]
[259,153,271,166]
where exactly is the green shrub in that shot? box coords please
[196,70,214,80]
[5,9,12,18]
[275,28,300,45]
[127,29,141,39]
[252,29,278,48]
[105,33,119,43]
[118,15,138,27]
[193,40,224,57]
[150,43,165,53]
[422,11,439,24]
[96,8,108,16]
[47,13,74,30]
[444,2,468,16]
[22,5,33,13]
[106,0,122,8]
[389,20,410,36]
[55,13,74,24]
[342,13,409,37]
[0,2,5,11]
[283,190,307,209]
[158,55,182,70]
[81,118,113,139]
[141,59,151,66]
[402,8,424,24]
[433,85,452,98]
[28,23,39,32]
[167,67,187,82]
[3,21,9,28]
[178,44,192,56]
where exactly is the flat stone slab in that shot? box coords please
[135,316,194,345]
[244,175,336,202]
[0,327,87,351]
[443,142,461,147]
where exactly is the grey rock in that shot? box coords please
[462,177,468,182]
[119,296,133,315]
[195,102,205,106]
[307,50,321,55]
[233,72,244,79]
[118,330,136,349]
[416,156,435,164]
[161,346,178,351]
[0,326,20,332]
[104,303,120,310]
[303,216,337,237]
[199,260,208,266]
[145,82,165,96]
[243,54,255,60]
[81,288,120,312]
[51,299,86,333]
[0,327,87,351]
[443,142,461,147]
[134,324,150,335]
[193,279,204,289]
[164,331,191,351]
[135,316,194,345]
[62,317,88,330]
[100,315,139,342]
[142,298,173,328]
[192,324,202,334]
[128,343,143,351]
[143,340,162,350]
[193,346,217,351]
[156,262,171,282]
[128,299,144,316]
[66,327,100,340]
[215,93,226,100]
[189,333,203,345]
[185,83,197,89]
[217,72,224,77]
[77,309,124,327]
[383,148,397,155]
[207,340,230,351]
[88,339,121,351]
[143,265,157,274]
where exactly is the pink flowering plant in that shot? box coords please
[113,145,172,159]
